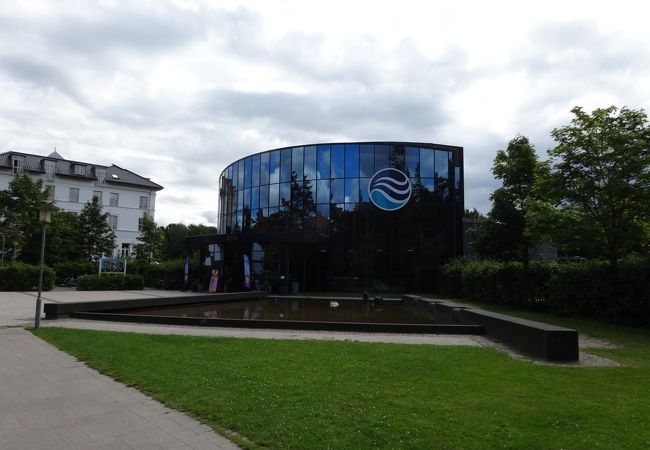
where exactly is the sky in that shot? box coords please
[1,0,649,226]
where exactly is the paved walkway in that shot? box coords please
[0,289,239,449]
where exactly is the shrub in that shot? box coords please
[0,262,55,291]
[128,259,186,289]
[438,259,650,326]
[52,261,97,285]
[77,274,144,291]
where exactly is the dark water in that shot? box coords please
[116,298,451,325]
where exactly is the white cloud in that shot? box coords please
[1,0,650,225]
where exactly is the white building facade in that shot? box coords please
[0,150,163,258]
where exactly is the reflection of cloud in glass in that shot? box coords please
[270,167,280,183]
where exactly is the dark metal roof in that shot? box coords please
[0,151,163,191]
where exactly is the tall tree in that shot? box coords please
[474,135,543,264]
[78,197,116,260]
[548,106,650,266]
[0,174,50,263]
[46,211,82,263]
[134,213,163,263]
[161,223,189,260]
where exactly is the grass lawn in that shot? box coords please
[33,311,650,449]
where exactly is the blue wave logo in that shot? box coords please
[368,168,412,211]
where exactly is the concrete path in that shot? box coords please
[0,327,239,450]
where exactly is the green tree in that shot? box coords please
[134,213,164,263]
[548,106,650,267]
[161,223,189,260]
[78,197,116,260]
[0,174,50,263]
[46,211,82,263]
[474,135,543,265]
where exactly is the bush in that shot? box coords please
[0,262,55,291]
[52,261,97,285]
[127,258,201,290]
[77,274,144,291]
[438,259,650,326]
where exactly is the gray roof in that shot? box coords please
[0,151,163,191]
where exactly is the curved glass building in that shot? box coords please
[190,141,463,292]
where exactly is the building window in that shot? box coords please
[139,195,149,209]
[138,217,144,231]
[107,215,118,230]
[46,185,55,201]
[74,164,86,176]
[95,168,106,184]
[44,160,56,178]
[109,192,119,207]
[93,190,102,204]
[121,243,130,258]
[69,188,79,203]
[12,157,25,174]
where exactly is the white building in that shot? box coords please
[0,150,163,258]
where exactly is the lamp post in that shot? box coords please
[34,206,52,329]
[0,213,5,266]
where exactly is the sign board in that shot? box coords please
[98,258,127,276]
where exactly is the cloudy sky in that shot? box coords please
[2,0,649,226]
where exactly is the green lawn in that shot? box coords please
[33,312,650,449]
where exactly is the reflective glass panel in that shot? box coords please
[236,211,243,230]
[238,160,245,187]
[316,204,329,233]
[331,144,344,179]
[304,146,317,180]
[269,183,279,207]
[316,179,330,204]
[435,150,449,178]
[422,178,435,192]
[251,186,259,211]
[243,188,251,209]
[345,178,359,203]
[280,182,291,205]
[292,147,304,181]
[259,184,269,208]
[359,178,370,202]
[280,148,291,183]
[374,145,389,170]
[420,148,434,178]
[455,166,461,191]
[360,145,374,177]
[389,145,405,170]
[252,154,260,187]
[226,165,232,180]
[232,162,239,189]
[405,147,419,178]
[317,145,330,179]
[237,190,243,210]
[344,203,357,212]
[269,151,280,184]
[331,178,344,203]
[344,144,359,178]
[244,157,252,188]
[260,152,270,185]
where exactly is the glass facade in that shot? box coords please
[215,142,464,291]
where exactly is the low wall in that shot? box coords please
[403,295,579,361]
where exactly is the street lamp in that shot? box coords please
[0,213,5,266]
[34,205,53,329]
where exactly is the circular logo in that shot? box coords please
[368,168,412,211]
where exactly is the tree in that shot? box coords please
[0,174,50,263]
[474,135,543,264]
[161,223,189,260]
[78,197,116,260]
[134,213,163,263]
[46,211,82,263]
[548,106,650,267]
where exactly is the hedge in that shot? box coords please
[77,274,144,291]
[52,261,97,285]
[127,260,187,289]
[0,263,56,291]
[438,259,650,326]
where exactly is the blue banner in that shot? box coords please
[183,256,189,291]
[243,254,251,289]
